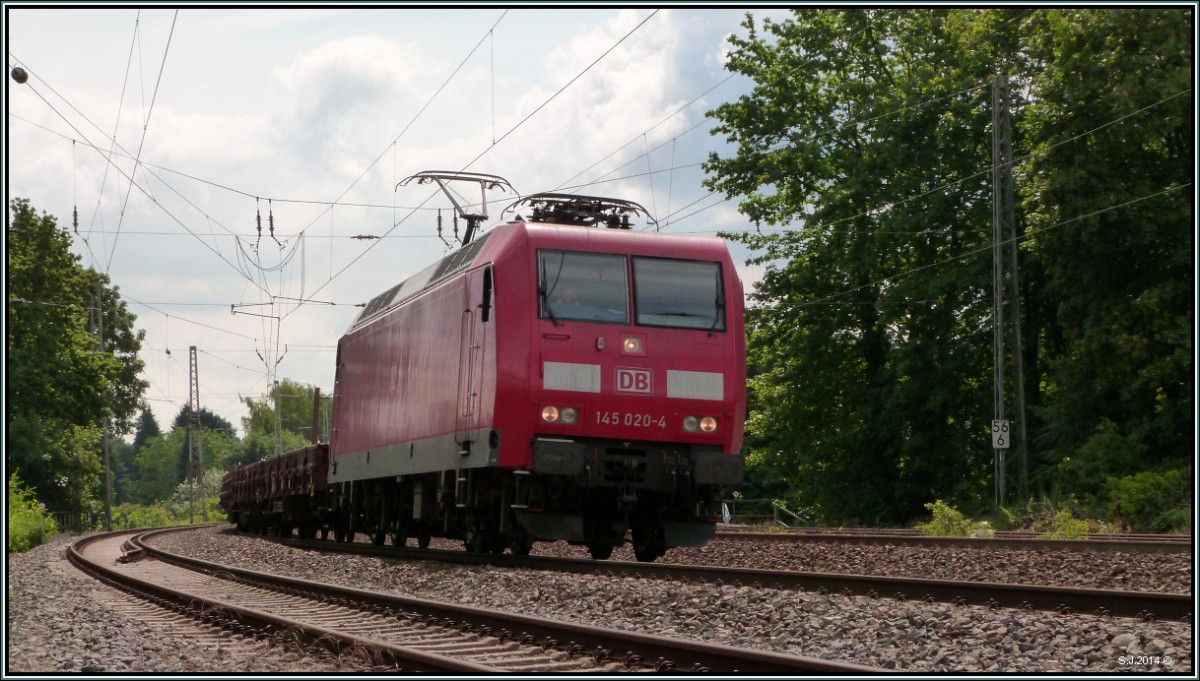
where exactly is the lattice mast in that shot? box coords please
[187,346,207,521]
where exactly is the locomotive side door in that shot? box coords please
[455,271,486,453]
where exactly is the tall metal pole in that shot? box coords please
[95,283,112,531]
[992,74,1028,502]
[274,380,283,455]
[188,346,206,521]
[991,75,1010,508]
[310,387,321,445]
[1001,88,1029,502]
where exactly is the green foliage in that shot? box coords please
[131,430,186,504]
[915,500,975,537]
[7,415,104,514]
[111,503,175,530]
[1023,10,1192,481]
[242,379,331,443]
[113,471,227,529]
[999,497,1122,537]
[1106,468,1191,532]
[6,198,147,515]
[132,409,161,453]
[1040,510,1091,540]
[1057,419,1147,495]
[8,472,58,552]
[707,10,1010,524]
[172,405,236,438]
[131,427,241,504]
[238,429,310,468]
[705,10,1192,524]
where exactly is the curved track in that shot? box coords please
[260,533,1192,621]
[71,528,882,674]
[716,527,1192,554]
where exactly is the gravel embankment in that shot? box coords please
[8,527,1192,673]
[6,534,366,673]
[656,535,1194,594]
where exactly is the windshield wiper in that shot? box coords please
[539,268,559,326]
[708,271,725,336]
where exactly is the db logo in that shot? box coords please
[616,367,652,394]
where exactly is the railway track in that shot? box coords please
[70,528,881,674]
[717,527,1192,554]
[260,533,1192,621]
[723,526,1192,543]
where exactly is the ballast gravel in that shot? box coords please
[7,527,1192,673]
[5,534,369,674]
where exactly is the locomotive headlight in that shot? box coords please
[542,406,579,425]
[683,415,719,433]
[623,337,643,354]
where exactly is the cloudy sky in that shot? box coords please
[7,7,785,437]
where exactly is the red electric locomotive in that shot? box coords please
[223,173,746,562]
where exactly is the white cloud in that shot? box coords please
[6,8,769,437]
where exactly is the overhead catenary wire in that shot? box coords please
[790,182,1192,311]
[79,11,140,269]
[549,18,879,211]
[292,10,661,312]
[654,84,1192,233]
[9,112,490,213]
[8,60,275,297]
[287,9,511,242]
[124,295,264,343]
[462,10,660,174]
[17,11,1182,435]
[552,73,739,194]
[13,11,545,435]
[106,9,178,274]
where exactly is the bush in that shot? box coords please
[1106,468,1192,532]
[1040,509,1090,539]
[7,472,58,552]
[112,503,175,530]
[915,500,975,537]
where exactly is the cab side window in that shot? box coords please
[481,267,493,323]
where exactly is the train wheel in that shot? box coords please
[298,520,316,540]
[390,526,408,548]
[485,532,506,554]
[587,543,614,560]
[508,536,533,557]
[417,529,431,549]
[373,497,390,547]
[632,524,666,563]
[464,518,500,554]
[464,527,486,553]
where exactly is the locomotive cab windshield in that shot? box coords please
[538,250,629,324]
[633,257,725,331]
[538,250,726,331]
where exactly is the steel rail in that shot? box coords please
[135,528,884,674]
[715,528,1191,554]
[263,534,1192,621]
[68,529,504,674]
